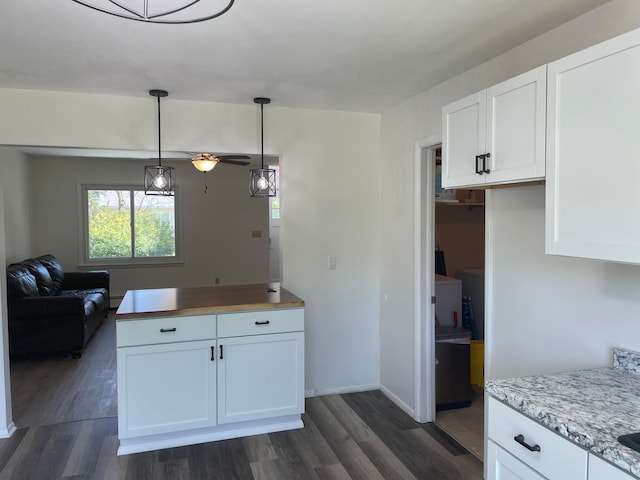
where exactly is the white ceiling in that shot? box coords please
[1,0,610,113]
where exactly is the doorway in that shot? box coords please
[414,138,485,459]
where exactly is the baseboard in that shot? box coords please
[305,383,379,398]
[0,421,17,438]
[379,384,416,419]
[118,415,303,455]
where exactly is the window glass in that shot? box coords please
[85,187,177,262]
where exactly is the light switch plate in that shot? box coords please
[328,256,337,269]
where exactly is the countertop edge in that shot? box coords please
[115,300,305,320]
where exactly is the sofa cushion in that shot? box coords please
[6,265,39,298]
[36,255,65,295]
[22,259,55,296]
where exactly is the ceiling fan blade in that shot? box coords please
[217,155,251,160]
[218,159,250,166]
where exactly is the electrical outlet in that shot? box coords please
[215,277,220,285]
[328,256,337,270]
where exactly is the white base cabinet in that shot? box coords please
[117,340,217,439]
[218,332,304,425]
[488,441,546,480]
[545,28,640,264]
[116,308,304,455]
[487,397,587,480]
[588,454,635,480]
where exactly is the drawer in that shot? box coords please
[488,397,587,480]
[217,308,304,338]
[117,315,216,347]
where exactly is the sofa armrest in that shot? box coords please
[8,295,85,320]
[62,270,110,291]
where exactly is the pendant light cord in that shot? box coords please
[157,94,162,167]
[260,102,264,170]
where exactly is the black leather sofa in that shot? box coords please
[6,254,110,358]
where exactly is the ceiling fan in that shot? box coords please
[190,153,251,171]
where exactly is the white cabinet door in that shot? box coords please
[545,28,640,264]
[442,91,487,188]
[217,332,304,425]
[588,454,634,480]
[442,66,546,189]
[488,441,546,480]
[486,66,546,185]
[117,340,217,439]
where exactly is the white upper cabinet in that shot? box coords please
[545,28,640,264]
[442,66,546,189]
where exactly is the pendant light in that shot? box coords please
[71,0,235,24]
[249,97,276,198]
[144,90,176,196]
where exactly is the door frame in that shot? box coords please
[413,135,441,423]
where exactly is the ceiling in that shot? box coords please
[1,0,610,113]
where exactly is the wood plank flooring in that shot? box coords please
[1,311,483,479]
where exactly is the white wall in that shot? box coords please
[380,0,640,411]
[490,185,640,379]
[0,147,33,263]
[30,154,269,299]
[0,94,381,396]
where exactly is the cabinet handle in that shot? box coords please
[211,346,215,361]
[475,155,484,175]
[255,320,270,325]
[483,152,491,174]
[160,328,176,333]
[220,344,224,360]
[514,434,541,452]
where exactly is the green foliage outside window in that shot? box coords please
[87,189,176,259]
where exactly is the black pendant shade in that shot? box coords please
[249,97,277,198]
[145,90,176,196]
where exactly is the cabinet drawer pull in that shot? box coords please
[160,328,177,333]
[211,346,215,361]
[255,320,270,325]
[220,344,224,360]
[514,434,541,452]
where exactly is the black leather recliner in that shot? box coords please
[6,254,110,358]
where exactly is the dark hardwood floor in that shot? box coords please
[0,312,483,479]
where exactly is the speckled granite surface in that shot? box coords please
[486,348,640,478]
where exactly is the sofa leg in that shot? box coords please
[70,351,83,359]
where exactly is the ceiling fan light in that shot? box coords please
[192,154,219,172]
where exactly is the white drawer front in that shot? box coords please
[588,454,634,480]
[488,397,587,480]
[117,315,216,347]
[218,309,304,338]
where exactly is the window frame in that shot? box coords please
[79,184,183,268]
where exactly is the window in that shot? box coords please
[82,186,180,265]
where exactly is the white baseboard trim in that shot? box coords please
[0,421,16,438]
[380,384,416,419]
[118,415,303,455]
[305,383,379,398]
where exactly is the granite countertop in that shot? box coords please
[115,283,305,320]
[486,348,640,478]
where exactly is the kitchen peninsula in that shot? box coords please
[115,283,305,455]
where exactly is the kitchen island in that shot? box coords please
[115,283,305,455]
[486,348,640,479]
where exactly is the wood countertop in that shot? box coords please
[115,283,305,320]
